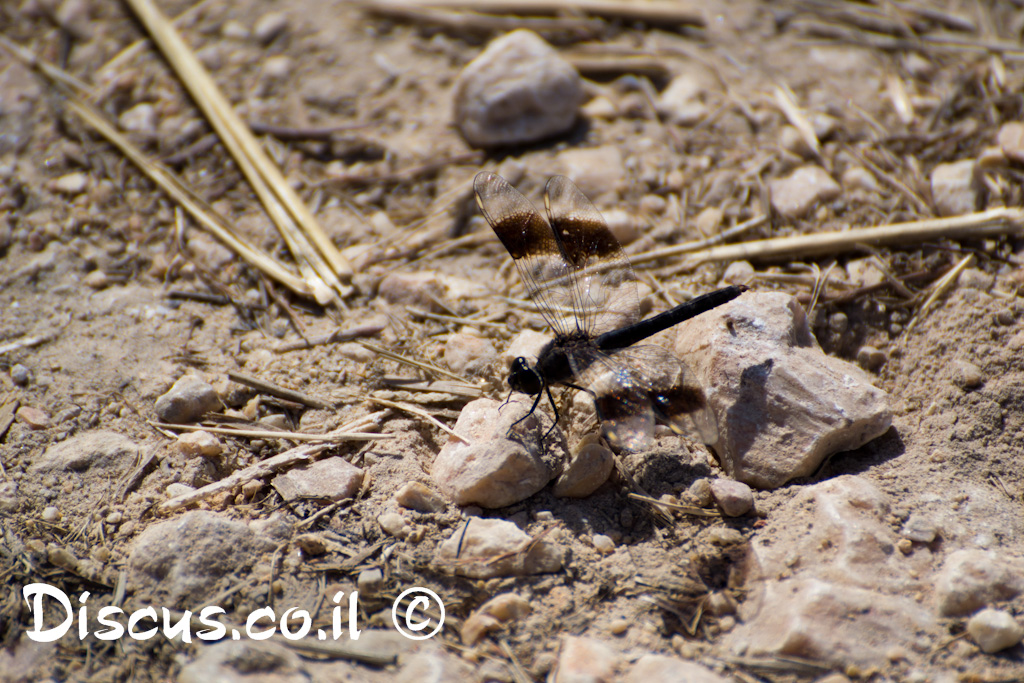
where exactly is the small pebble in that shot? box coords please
[16,406,50,430]
[710,478,754,517]
[41,506,60,523]
[687,478,713,507]
[856,345,887,372]
[253,11,289,44]
[177,430,224,458]
[828,312,849,334]
[695,206,724,235]
[154,375,222,424]
[394,481,446,513]
[262,55,293,81]
[707,527,744,545]
[105,511,123,525]
[221,19,249,40]
[608,618,630,635]
[841,166,881,193]
[10,364,30,386]
[166,483,196,498]
[357,568,385,595]
[901,513,938,543]
[119,103,157,135]
[997,122,1024,164]
[769,165,841,219]
[951,360,983,390]
[51,171,88,195]
[379,512,410,539]
[722,260,754,286]
[967,608,1024,653]
[930,160,977,217]
[592,534,615,554]
[83,270,109,289]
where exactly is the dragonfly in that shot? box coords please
[474,172,746,450]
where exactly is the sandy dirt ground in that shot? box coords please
[3,0,1024,681]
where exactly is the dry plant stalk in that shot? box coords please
[362,0,705,28]
[676,208,1024,270]
[124,0,353,305]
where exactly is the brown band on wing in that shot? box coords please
[490,210,560,261]
[652,384,707,419]
[552,217,622,269]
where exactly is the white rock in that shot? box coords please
[930,160,976,216]
[769,165,841,218]
[166,482,196,498]
[841,166,880,193]
[710,478,754,517]
[461,593,531,645]
[625,654,731,683]
[657,71,712,126]
[592,534,615,554]
[436,517,562,578]
[674,293,891,488]
[725,577,939,670]
[176,430,224,458]
[394,481,446,513]
[453,30,582,148]
[31,430,139,473]
[934,549,1024,616]
[997,122,1024,164]
[253,11,289,44]
[966,608,1024,653]
[553,443,613,498]
[51,171,88,195]
[503,329,551,367]
[432,397,560,508]
[556,145,625,198]
[379,512,410,539]
[271,457,363,502]
[554,636,619,683]
[119,103,157,135]
[357,567,385,595]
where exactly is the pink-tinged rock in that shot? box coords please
[726,578,939,670]
[553,443,613,498]
[674,292,891,488]
[432,397,562,508]
[768,165,841,218]
[394,481,446,513]
[709,478,753,517]
[16,406,50,430]
[271,457,363,502]
[934,549,1024,616]
[435,517,562,578]
[555,636,619,683]
[930,160,977,216]
[178,640,306,683]
[997,122,1024,164]
[453,30,582,148]
[624,654,731,683]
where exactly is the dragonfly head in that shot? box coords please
[508,357,543,395]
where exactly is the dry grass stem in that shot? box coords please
[630,214,769,266]
[359,341,470,383]
[905,253,975,332]
[370,0,705,28]
[158,443,332,513]
[627,493,721,518]
[124,0,352,305]
[148,421,391,443]
[366,396,471,443]
[773,83,821,159]
[676,208,1024,270]
[358,0,604,35]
